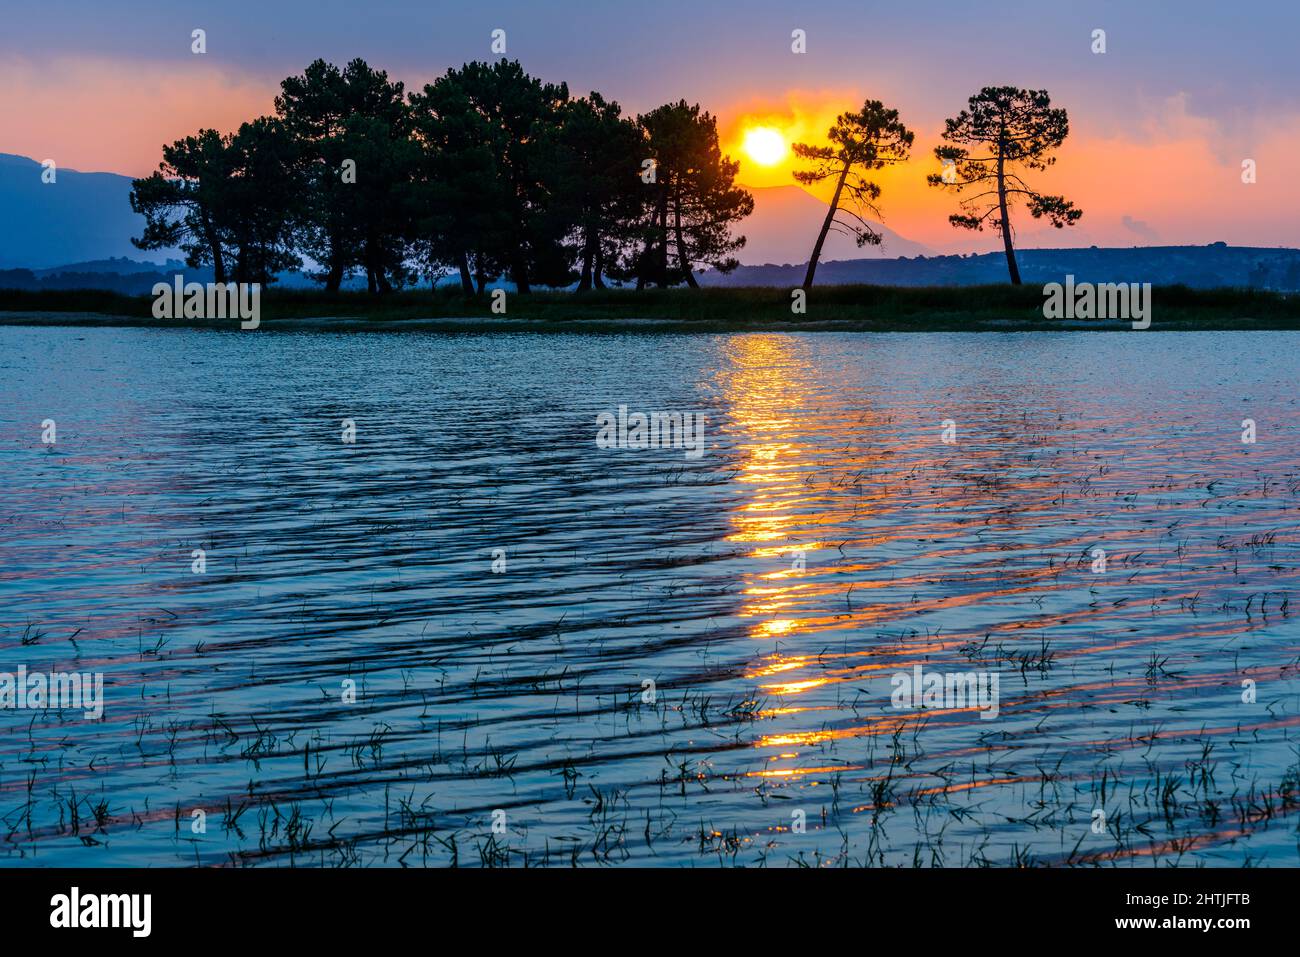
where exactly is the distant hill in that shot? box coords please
[0,267,184,295]
[10,243,1300,296]
[702,243,1300,290]
[0,262,366,295]
[737,184,932,265]
[3,149,1298,295]
[30,257,190,277]
[0,153,178,269]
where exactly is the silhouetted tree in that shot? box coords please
[132,58,766,296]
[635,101,752,288]
[337,112,421,293]
[275,59,413,291]
[129,130,233,281]
[928,86,1081,284]
[792,99,913,289]
[130,122,300,284]
[551,93,644,290]
[409,77,505,294]
[221,117,303,283]
[411,60,570,294]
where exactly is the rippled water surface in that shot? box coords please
[1,327,1298,867]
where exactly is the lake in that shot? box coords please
[1,326,1297,866]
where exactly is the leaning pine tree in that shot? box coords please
[927,86,1082,284]
[792,99,913,290]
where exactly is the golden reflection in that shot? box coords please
[718,336,826,645]
[762,678,828,696]
[754,619,797,638]
[747,656,810,678]
[714,335,1107,779]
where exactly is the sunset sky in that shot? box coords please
[3,0,1297,253]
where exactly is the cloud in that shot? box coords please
[0,56,277,177]
[1121,216,1160,244]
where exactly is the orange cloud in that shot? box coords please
[0,56,278,176]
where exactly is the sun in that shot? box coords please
[742,126,787,167]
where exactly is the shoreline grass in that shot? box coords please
[2,283,1299,332]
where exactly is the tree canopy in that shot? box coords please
[132,58,753,294]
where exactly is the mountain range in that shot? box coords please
[700,243,1300,290]
[0,153,173,269]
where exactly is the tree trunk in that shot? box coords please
[594,246,607,289]
[511,252,531,294]
[673,183,698,288]
[656,190,670,287]
[633,238,651,288]
[456,250,474,296]
[803,161,849,290]
[996,133,1021,285]
[325,227,347,292]
[200,210,225,283]
[577,227,595,292]
[364,241,378,294]
[508,181,531,293]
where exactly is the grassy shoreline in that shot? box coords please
[2,284,1298,332]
